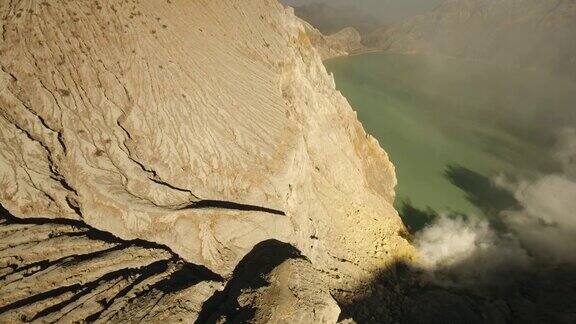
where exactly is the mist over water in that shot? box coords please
[281,0,442,33]
[290,0,576,320]
[326,50,576,292]
[415,173,576,286]
[289,2,576,321]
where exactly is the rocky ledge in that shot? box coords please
[0,0,412,322]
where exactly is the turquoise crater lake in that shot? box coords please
[325,53,576,231]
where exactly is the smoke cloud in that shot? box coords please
[414,214,530,286]
[415,131,576,286]
[553,127,576,177]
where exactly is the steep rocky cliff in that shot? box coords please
[0,0,413,322]
[367,0,576,77]
[299,19,364,60]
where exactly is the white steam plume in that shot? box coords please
[415,127,576,286]
[414,214,530,286]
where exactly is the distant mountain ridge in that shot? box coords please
[291,3,381,35]
[299,18,365,59]
[366,0,576,77]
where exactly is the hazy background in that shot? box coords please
[281,0,442,33]
[297,0,576,299]
[282,0,441,22]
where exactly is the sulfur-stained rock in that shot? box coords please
[0,0,414,321]
[197,240,340,323]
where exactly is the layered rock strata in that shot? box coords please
[0,0,413,321]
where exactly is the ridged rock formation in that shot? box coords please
[0,0,413,321]
[0,206,222,322]
[366,0,576,77]
[300,19,365,60]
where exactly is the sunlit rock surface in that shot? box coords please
[0,208,222,322]
[299,18,364,60]
[0,0,413,321]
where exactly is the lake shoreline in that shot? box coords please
[325,52,575,228]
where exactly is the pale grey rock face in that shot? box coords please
[325,27,364,55]
[0,0,413,321]
[299,18,364,60]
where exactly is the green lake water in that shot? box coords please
[325,53,576,230]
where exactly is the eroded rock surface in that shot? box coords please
[0,0,413,321]
[299,19,365,60]
[0,206,222,323]
[198,240,340,323]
